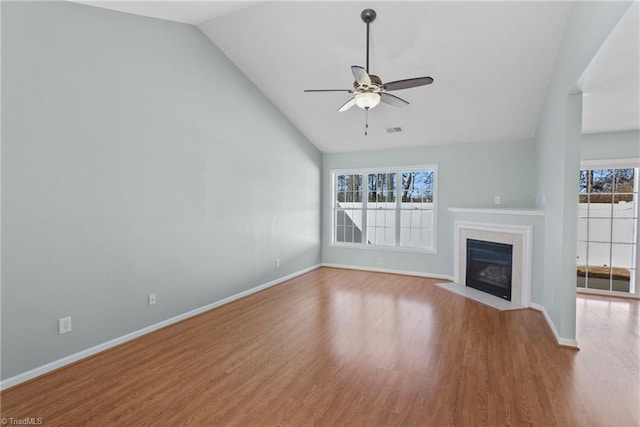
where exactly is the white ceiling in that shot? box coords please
[74,1,260,24]
[199,1,572,153]
[576,1,640,135]
[71,1,637,153]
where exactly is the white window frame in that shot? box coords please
[330,165,438,254]
[577,158,640,298]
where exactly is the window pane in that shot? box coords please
[587,242,611,266]
[577,218,588,241]
[611,243,634,268]
[588,218,611,242]
[354,174,363,191]
[366,227,375,245]
[591,169,614,193]
[336,174,363,204]
[410,211,421,228]
[577,265,586,288]
[336,210,345,226]
[353,227,362,243]
[576,241,587,266]
[351,210,362,228]
[336,226,345,242]
[614,168,634,193]
[400,210,411,226]
[586,266,611,291]
[385,211,396,228]
[588,202,612,218]
[344,226,354,243]
[421,211,433,229]
[579,170,589,193]
[385,228,396,246]
[612,219,635,244]
[421,229,433,249]
[578,202,589,217]
[401,170,434,204]
[411,229,421,247]
[613,194,636,218]
[611,268,631,293]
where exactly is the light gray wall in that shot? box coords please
[580,129,640,160]
[1,2,321,380]
[322,139,537,276]
[534,1,633,340]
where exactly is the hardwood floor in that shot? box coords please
[1,267,638,426]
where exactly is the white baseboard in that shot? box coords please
[321,263,454,281]
[529,303,579,349]
[0,264,321,391]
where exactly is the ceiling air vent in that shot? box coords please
[386,127,403,133]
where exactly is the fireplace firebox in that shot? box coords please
[466,239,513,301]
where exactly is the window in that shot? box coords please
[576,164,639,295]
[332,166,437,252]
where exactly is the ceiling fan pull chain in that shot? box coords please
[365,107,369,136]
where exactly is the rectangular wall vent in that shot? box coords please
[386,127,403,133]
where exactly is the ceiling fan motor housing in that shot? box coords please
[354,74,382,91]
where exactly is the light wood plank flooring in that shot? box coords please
[1,267,638,426]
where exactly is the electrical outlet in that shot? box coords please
[275,258,280,268]
[494,196,501,205]
[378,257,384,265]
[148,293,157,306]
[58,316,72,335]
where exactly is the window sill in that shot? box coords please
[328,243,437,255]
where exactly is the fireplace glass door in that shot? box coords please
[466,239,513,301]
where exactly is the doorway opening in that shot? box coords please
[577,161,639,297]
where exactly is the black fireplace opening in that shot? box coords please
[466,239,513,301]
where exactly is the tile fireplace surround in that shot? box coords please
[439,221,533,310]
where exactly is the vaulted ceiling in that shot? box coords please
[72,1,638,153]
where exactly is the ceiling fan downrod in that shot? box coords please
[362,9,376,136]
[361,9,376,73]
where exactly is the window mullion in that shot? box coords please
[395,171,401,247]
[363,171,368,245]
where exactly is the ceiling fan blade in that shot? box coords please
[383,76,434,91]
[380,92,409,107]
[351,66,371,86]
[338,98,356,112]
[304,89,354,93]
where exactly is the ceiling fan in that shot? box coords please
[304,9,434,135]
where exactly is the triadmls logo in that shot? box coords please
[1,418,44,426]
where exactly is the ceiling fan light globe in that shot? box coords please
[354,92,381,109]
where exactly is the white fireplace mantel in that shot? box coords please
[453,221,533,308]
[448,207,545,216]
